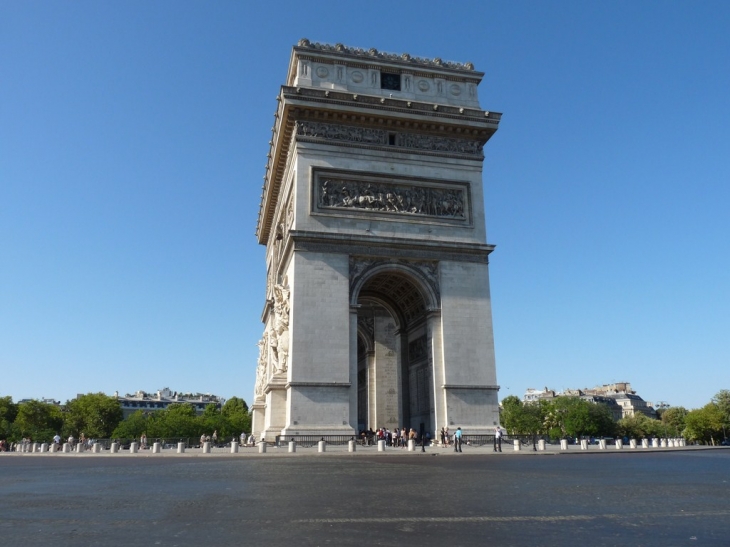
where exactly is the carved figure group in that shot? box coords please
[320,178,465,219]
[270,284,290,374]
[297,121,386,145]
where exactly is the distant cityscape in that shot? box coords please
[17,387,226,418]
[522,382,656,421]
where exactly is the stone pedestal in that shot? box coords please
[348,440,356,452]
[92,443,101,454]
[32,443,38,453]
[40,443,48,453]
[130,442,138,454]
[258,441,267,454]
[111,443,119,453]
[177,442,185,454]
[651,438,659,448]
[287,441,296,453]
[660,439,667,448]
[615,439,623,449]
[152,442,161,454]
[318,440,326,453]
[75,443,83,453]
[580,439,588,450]
[560,439,568,450]
[62,443,70,453]
[377,440,386,452]
[599,439,606,449]
[407,439,415,452]
[231,442,239,453]
[630,439,637,449]
[202,442,211,453]
[513,439,521,451]
[537,439,546,451]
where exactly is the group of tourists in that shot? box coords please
[359,427,425,447]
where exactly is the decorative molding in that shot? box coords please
[297,39,476,72]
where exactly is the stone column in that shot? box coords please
[349,305,359,432]
[427,310,446,437]
[251,401,266,439]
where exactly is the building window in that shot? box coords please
[381,73,400,91]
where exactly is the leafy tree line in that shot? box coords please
[500,389,730,445]
[0,393,251,444]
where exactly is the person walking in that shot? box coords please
[494,425,503,452]
[454,427,463,453]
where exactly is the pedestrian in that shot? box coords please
[212,430,218,446]
[494,425,503,452]
[454,427,463,452]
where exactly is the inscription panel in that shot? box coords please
[312,168,471,225]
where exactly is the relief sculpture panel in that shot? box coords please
[315,170,468,222]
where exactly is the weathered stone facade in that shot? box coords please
[252,40,501,439]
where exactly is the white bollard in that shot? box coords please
[318,440,327,453]
[75,443,83,453]
[130,442,138,454]
[597,439,605,450]
[177,442,185,454]
[348,440,356,453]
[288,441,296,453]
[32,443,39,453]
[258,441,267,453]
[408,439,415,452]
[641,439,649,448]
[560,439,568,450]
[660,439,667,448]
[680,439,686,447]
[616,439,623,449]
[537,439,546,451]
[111,443,119,453]
[231,441,239,453]
[62,443,70,453]
[513,439,521,451]
[92,443,101,454]
[630,439,637,449]
[651,438,659,448]
[377,439,386,452]
[40,443,48,453]
[202,441,211,453]
[580,439,588,450]
[152,442,161,454]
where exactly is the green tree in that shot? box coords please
[63,393,123,438]
[661,407,688,437]
[711,390,730,438]
[500,396,524,434]
[617,413,662,439]
[15,400,63,442]
[155,403,200,439]
[0,396,19,440]
[111,410,148,440]
[684,403,725,444]
[221,396,251,440]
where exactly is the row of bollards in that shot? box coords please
[558,438,686,451]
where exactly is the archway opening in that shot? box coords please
[355,270,433,437]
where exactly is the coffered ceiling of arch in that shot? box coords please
[360,272,426,324]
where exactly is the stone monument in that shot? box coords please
[252,40,501,440]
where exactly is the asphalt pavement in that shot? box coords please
[1,447,729,546]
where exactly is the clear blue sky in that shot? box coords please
[2,1,728,410]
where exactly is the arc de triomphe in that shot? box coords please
[252,40,501,440]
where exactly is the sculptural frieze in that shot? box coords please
[269,284,290,375]
[296,121,387,145]
[318,177,466,220]
[296,121,482,157]
[254,334,268,400]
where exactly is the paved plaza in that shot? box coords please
[1,446,729,546]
